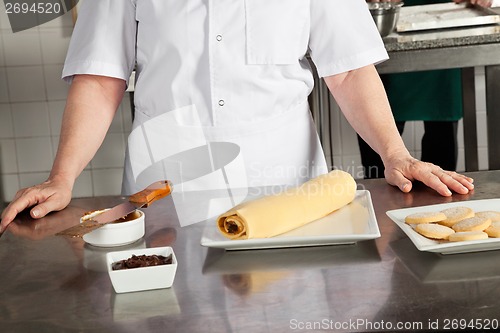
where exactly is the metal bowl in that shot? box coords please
[368,2,404,37]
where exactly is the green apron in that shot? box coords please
[382,0,463,121]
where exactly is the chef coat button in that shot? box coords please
[218,99,225,106]
[216,34,223,41]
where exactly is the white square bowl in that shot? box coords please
[106,247,177,293]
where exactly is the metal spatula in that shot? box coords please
[56,180,173,238]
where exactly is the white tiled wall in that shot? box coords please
[0,8,491,205]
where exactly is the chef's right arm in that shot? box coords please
[309,0,474,196]
[0,75,126,233]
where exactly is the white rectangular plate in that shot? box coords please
[396,3,500,33]
[200,190,380,250]
[387,199,500,255]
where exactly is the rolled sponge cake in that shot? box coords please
[217,170,357,240]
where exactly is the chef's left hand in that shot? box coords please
[383,153,474,196]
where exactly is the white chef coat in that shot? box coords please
[63,0,387,195]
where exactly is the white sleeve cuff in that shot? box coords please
[62,60,132,86]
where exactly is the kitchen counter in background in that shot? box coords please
[1,171,500,332]
[383,25,500,51]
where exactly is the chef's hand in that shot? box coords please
[4,205,86,240]
[454,0,494,7]
[383,153,474,197]
[0,177,72,233]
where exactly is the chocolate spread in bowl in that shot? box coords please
[111,254,173,270]
[113,210,142,223]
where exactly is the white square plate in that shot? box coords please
[386,199,500,255]
[200,190,380,250]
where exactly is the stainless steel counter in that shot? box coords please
[1,171,500,332]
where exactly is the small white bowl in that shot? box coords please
[106,246,178,293]
[82,209,145,247]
